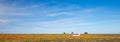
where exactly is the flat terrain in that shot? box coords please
[0,34,120,42]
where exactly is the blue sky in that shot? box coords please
[0,0,120,34]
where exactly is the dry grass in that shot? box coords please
[0,34,120,42]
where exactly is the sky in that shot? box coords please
[0,0,120,34]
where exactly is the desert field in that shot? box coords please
[0,34,120,42]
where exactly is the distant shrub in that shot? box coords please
[84,32,88,34]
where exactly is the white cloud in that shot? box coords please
[27,17,120,29]
[45,8,96,17]
[19,3,48,10]
[30,18,89,29]
[0,3,35,16]
[47,12,73,16]
[0,2,95,17]
[0,3,21,16]
[0,19,8,25]
[81,9,94,13]
[39,4,82,16]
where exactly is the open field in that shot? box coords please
[0,34,120,42]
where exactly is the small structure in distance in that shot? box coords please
[71,32,80,36]
[72,33,80,36]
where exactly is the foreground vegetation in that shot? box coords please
[0,34,120,42]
